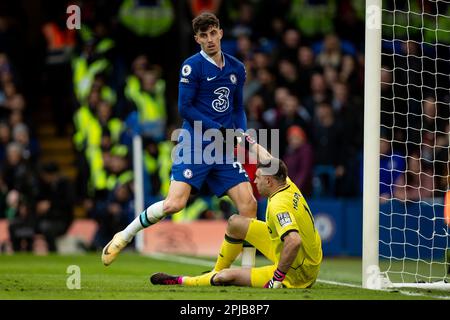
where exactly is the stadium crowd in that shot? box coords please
[0,0,448,252]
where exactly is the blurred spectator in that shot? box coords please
[311,102,344,195]
[73,89,101,201]
[0,175,7,219]
[435,122,449,197]
[91,181,134,250]
[0,121,11,162]
[118,0,175,69]
[262,86,289,128]
[303,73,330,116]
[335,0,365,46]
[334,81,363,197]
[339,54,360,93]
[393,153,435,202]
[6,191,35,252]
[119,0,174,38]
[297,46,317,97]
[143,137,172,200]
[189,0,222,17]
[235,34,253,61]
[283,125,314,197]
[289,0,336,42]
[12,123,40,163]
[255,67,276,111]
[41,10,76,136]
[333,82,363,151]
[278,94,311,157]
[276,29,302,63]
[8,109,24,129]
[276,59,301,97]
[86,100,124,149]
[380,66,395,130]
[125,68,167,141]
[407,96,441,150]
[35,163,74,252]
[246,94,268,131]
[316,34,342,69]
[1,142,36,197]
[323,65,338,92]
[228,1,257,39]
[242,58,261,105]
[379,136,406,202]
[252,51,272,70]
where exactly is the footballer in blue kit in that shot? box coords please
[171,47,249,197]
[102,12,258,270]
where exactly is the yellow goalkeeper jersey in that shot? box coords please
[265,177,322,269]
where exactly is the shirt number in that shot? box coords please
[212,87,230,112]
[233,161,248,178]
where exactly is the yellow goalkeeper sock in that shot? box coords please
[182,271,217,286]
[213,234,244,272]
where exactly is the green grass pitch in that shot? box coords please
[0,253,449,300]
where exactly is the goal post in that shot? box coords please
[363,0,382,290]
[363,0,450,290]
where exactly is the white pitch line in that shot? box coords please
[146,253,450,300]
[149,252,216,268]
[316,279,360,288]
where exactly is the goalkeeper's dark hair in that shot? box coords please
[257,158,288,184]
[192,12,220,34]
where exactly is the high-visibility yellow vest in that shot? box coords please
[124,75,141,101]
[119,0,174,37]
[73,104,95,152]
[72,56,109,103]
[144,141,173,197]
[423,6,450,44]
[101,86,117,106]
[110,144,128,157]
[127,79,167,123]
[290,0,336,38]
[382,0,422,40]
[158,141,172,197]
[86,117,124,149]
[172,198,209,222]
[86,146,108,194]
[96,38,115,54]
[351,0,365,21]
[106,170,133,191]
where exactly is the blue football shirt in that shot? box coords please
[178,50,247,142]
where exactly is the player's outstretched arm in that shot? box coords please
[264,231,301,289]
[237,135,272,165]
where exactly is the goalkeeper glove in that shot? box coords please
[219,127,256,150]
[236,131,256,150]
[264,268,286,288]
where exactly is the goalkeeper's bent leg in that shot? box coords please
[182,271,218,286]
[213,234,244,272]
[241,242,256,268]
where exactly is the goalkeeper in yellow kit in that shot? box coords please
[150,142,322,289]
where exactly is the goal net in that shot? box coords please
[363,0,450,290]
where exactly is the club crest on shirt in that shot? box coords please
[182,64,192,77]
[183,169,193,179]
[277,212,292,227]
[230,73,237,84]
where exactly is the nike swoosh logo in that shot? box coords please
[103,242,112,255]
[207,76,216,81]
